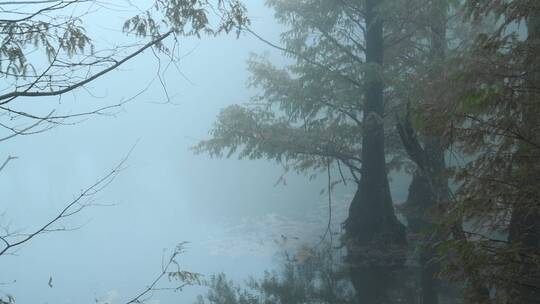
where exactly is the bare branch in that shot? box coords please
[0,148,134,257]
[123,243,201,304]
[0,156,17,173]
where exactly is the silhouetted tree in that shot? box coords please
[418,1,540,302]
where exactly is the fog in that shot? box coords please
[3,1,537,304]
[0,2,356,303]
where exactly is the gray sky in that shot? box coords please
[0,2,410,303]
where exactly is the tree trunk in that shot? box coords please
[403,3,448,303]
[399,2,493,303]
[344,1,406,303]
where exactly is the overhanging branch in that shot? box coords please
[0,30,174,104]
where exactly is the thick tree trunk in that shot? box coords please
[344,1,406,303]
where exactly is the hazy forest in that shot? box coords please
[1,1,539,303]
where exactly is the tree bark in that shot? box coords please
[403,2,447,303]
[344,1,406,303]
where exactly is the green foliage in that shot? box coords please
[194,104,362,173]
[195,245,354,304]
[167,243,204,288]
[195,274,259,304]
[195,0,540,302]
[0,0,249,95]
[195,0,427,177]
[0,13,91,78]
[420,1,540,301]
[122,0,249,41]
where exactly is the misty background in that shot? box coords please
[0,2,409,303]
